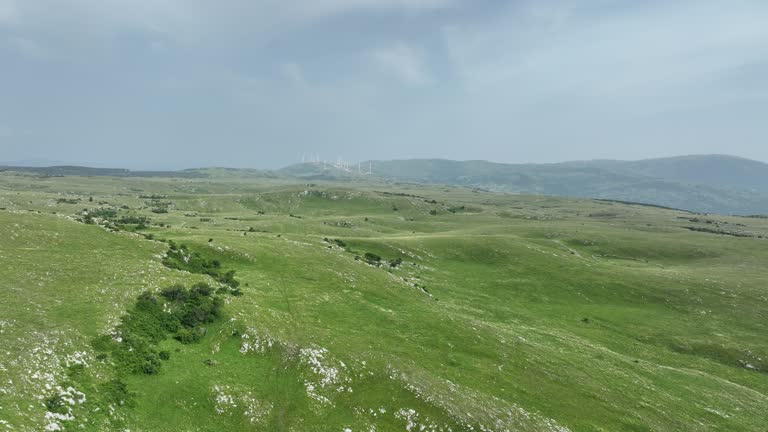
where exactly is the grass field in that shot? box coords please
[1,171,767,431]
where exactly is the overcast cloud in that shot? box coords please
[1,0,767,169]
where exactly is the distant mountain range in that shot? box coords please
[0,165,207,178]
[279,155,768,215]
[3,155,768,215]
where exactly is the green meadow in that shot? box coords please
[1,171,767,431]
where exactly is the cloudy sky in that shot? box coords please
[1,0,767,169]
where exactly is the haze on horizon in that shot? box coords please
[1,0,767,170]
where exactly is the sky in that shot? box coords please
[1,0,767,169]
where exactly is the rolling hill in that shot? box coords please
[281,155,768,215]
[4,154,768,215]
[562,155,768,194]
[1,171,767,431]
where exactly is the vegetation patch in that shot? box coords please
[594,198,692,212]
[323,237,347,248]
[56,198,81,204]
[79,207,152,230]
[162,242,242,291]
[684,226,759,238]
[93,283,225,375]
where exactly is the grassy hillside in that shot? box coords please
[280,156,768,215]
[7,154,768,215]
[1,172,767,431]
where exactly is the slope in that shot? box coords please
[1,173,767,431]
[283,156,768,215]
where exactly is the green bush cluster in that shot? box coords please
[162,243,240,289]
[81,207,151,229]
[351,250,404,269]
[45,395,70,414]
[56,198,81,204]
[364,252,382,264]
[82,207,118,224]
[323,237,347,248]
[99,378,136,408]
[116,215,151,227]
[94,283,224,375]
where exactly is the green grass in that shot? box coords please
[1,172,767,431]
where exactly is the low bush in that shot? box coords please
[96,283,227,375]
[56,198,80,204]
[364,252,382,265]
[99,378,136,407]
[162,244,240,288]
[45,395,69,414]
[174,326,205,344]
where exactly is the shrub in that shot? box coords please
[117,215,151,225]
[114,336,163,375]
[175,326,205,344]
[56,198,80,204]
[87,208,118,219]
[98,283,231,372]
[99,378,135,407]
[180,299,222,328]
[45,395,68,414]
[102,285,228,375]
[161,246,239,288]
[364,252,382,265]
[160,285,188,302]
[219,270,240,288]
[141,361,159,375]
[191,282,214,297]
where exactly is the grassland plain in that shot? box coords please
[1,171,767,431]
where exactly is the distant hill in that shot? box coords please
[4,155,767,215]
[278,163,367,181]
[0,165,209,178]
[561,155,768,194]
[280,155,768,215]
